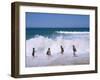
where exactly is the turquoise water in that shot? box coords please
[26,28,89,40]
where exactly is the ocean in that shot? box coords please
[26,28,89,40]
[26,27,90,67]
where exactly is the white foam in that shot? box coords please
[25,33,89,67]
[56,31,89,34]
[26,33,89,56]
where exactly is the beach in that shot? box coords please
[25,32,90,67]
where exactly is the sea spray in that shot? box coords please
[26,33,89,56]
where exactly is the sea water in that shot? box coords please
[25,27,90,67]
[26,28,89,40]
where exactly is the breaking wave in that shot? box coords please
[26,32,89,56]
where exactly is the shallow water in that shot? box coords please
[25,33,89,67]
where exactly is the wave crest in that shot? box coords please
[56,31,89,34]
[26,34,89,56]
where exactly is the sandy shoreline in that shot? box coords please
[26,52,89,67]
